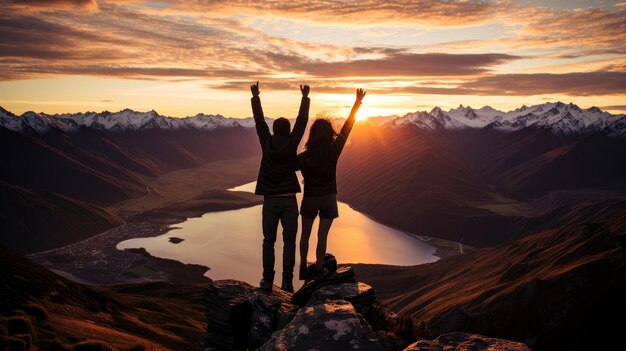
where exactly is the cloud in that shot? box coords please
[505,7,626,55]
[462,71,626,96]
[0,1,518,82]
[161,0,499,26]
[601,105,626,111]
[4,0,97,10]
[0,0,624,102]
[213,71,626,97]
[265,51,519,77]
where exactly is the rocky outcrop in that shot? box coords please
[204,280,257,349]
[204,280,296,350]
[404,332,532,351]
[258,299,383,351]
[204,254,532,351]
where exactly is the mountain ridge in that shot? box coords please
[1,102,624,136]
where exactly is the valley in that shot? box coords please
[1,102,625,350]
[28,158,261,285]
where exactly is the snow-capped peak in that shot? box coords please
[389,102,625,137]
[0,107,257,134]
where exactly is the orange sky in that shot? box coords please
[0,0,625,118]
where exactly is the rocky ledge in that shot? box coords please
[204,254,531,351]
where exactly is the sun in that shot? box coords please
[355,106,397,121]
[323,93,406,122]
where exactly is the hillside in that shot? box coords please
[0,182,123,254]
[338,108,626,246]
[0,121,260,206]
[0,243,207,350]
[352,201,626,351]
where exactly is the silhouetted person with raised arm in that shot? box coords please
[251,81,310,293]
[297,88,365,280]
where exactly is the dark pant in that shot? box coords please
[262,195,298,284]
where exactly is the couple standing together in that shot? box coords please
[250,82,366,293]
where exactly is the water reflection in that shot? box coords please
[118,181,437,289]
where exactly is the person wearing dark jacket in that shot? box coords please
[297,88,365,280]
[251,81,310,293]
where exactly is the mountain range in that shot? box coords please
[2,102,624,136]
[392,102,626,137]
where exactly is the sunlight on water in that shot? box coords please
[118,181,437,289]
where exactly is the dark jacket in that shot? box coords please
[297,102,359,197]
[252,95,309,195]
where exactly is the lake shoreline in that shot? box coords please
[117,180,454,289]
[339,201,468,259]
[29,158,463,286]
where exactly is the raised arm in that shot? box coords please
[290,84,310,143]
[250,81,271,147]
[336,88,366,154]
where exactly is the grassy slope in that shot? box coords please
[0,244,206,350]
[351,202,626,350]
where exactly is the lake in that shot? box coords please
[117,181,437,289]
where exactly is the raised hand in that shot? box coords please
[250,81,260,97]
[355,88,366,103]
[300,84,310,97]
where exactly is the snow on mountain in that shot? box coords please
[446,105,504,128]
[392,107,465,130]
[391,102,625,137]
[1,103,624,137]
[0,108,258,133]
[0,106,25,131]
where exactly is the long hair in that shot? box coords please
[305,118,338,155]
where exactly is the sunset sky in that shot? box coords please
[0,0,625,119]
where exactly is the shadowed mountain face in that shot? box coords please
[352,201,626,351]
[0,182,123,254]
[0,125,260,206]
[338,122,626,246]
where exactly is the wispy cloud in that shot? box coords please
[159,0,499,26]
[0,0,624,111]
[264,51,519,77]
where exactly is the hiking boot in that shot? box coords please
[259,279,273,293]
[281,281,294,293]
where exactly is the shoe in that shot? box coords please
[259,279,273,293]
[310,267,329,280]
[298,266,308,281]
[281,281,294,293]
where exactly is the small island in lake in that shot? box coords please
[169,237,185,244]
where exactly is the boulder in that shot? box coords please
[311,281,376,313]
[204,280,296,350]
[292,266,357,306]
[204,280,256,349]
[403,332,532,351]
[248,289,297,349]
[258,299,384,351]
